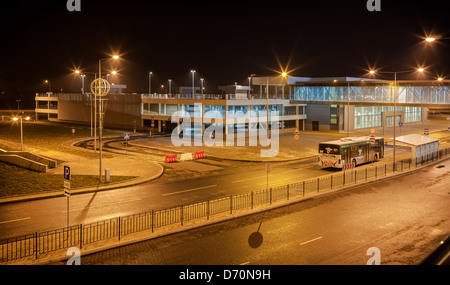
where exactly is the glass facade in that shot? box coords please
[354,106,422,129]
[293,85,450,104]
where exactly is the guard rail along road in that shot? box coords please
[1,147,450,264]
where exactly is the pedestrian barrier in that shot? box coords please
[180,153,193,161]
[1,147,450,264]
[164,154,178,163]
[194,151,206,159]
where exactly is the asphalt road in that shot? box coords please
[77,158,450,265]
[0,138,415,240]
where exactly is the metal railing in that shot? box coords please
[1,147,449,263]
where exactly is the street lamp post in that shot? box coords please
[168,79,172,95]
[149,72,153,94]
[44,80,51,92]
[96,55,119,182]
[191,70,196,97]
[369,68,424,171]
[200,78,204,99]
[13,116,30,151]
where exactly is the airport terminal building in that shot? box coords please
[35,76,450,135]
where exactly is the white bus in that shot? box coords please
[318,137,384,169]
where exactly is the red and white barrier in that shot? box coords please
[342,162,355,170]
[194,151,206,159]
[165,154,178,163]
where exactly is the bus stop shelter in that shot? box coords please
[396,134,439,165]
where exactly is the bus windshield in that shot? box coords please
[319,144,340,155]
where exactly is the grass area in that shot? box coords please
[0,162,137,198]
[0,121,120,159]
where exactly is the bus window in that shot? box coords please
[319,144,340,155]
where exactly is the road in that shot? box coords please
[0,137,421,240]
[77,158,450,265]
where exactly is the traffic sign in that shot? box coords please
[265,162,272,172]
[424,128,429,135]
[369,128,376,134]
[124,132,130,140]
[398,122,403,127]
[64,166,71,181]
[64,188,71,197]
[370,137,376,145]
[293,129,300,135]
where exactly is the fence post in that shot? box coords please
[343,170,346,185]
[151,210,154,233]
[365,168,367,181]
[230,196,233,214]
[287,184,290,200]
[251,191,254,209]
[331,175,333,189]
[79,224,83,250]
[385,164,387,176]
[207,200,210,220]
[35,232,38,260]
[118,217,121,241]
[317,177,320,192]
[303,180,305,196]
[375,165,377,178]
[181,205,184,226]
[270,188,273,204]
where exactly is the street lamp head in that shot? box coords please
[112,55,119,60]
[281,72,287,77]
[111,71,117,75]
[425,37,436,42]
[13,117,18,121]
[25,117,30,121]
[75,70,80,74]
[438,77,443,81]
[417,68,425,72]
[191,70,196,73]
[44,80,48,83]
[369,70,376,74]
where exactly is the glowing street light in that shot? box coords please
[44,80,51,92]
[12,116,31,150]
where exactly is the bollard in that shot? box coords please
[105,169,110,182]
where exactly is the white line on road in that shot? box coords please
[0,217,31,225]
[299,236,322,246]
[240,261,250,265]
[162,185,218,196]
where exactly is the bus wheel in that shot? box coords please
[352,158,357,165]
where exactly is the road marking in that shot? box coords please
[299,236,322,246]
[162,185,218,196]
[0,217,31,225]
[62,198,142,213]
[240,261,250,265]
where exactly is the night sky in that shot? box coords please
[0,0,449,109]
